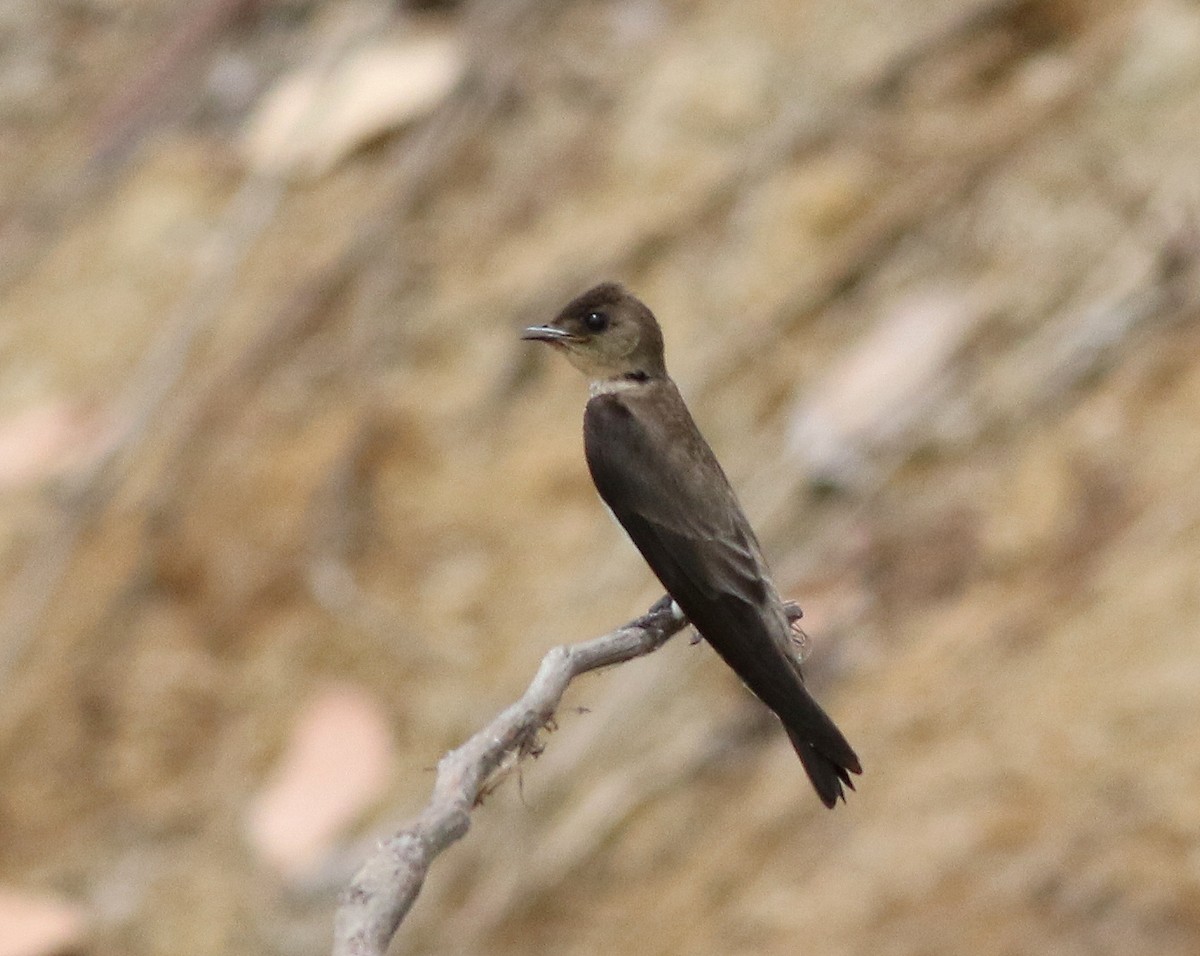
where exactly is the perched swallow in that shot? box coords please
[523,282,861,807]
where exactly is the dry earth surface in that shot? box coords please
[2,0,1200,954]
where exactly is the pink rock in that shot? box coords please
[245,683,395,880]
[0,399,117,490]
[0,888,89,956]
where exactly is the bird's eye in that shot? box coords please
[583,310,609,333]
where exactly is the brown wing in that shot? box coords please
[585,385,776,599]
[583,385,860,803]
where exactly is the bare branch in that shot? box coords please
[330,597,688,956]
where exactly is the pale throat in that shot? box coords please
[564,349,652,396]
[589,375,648,397]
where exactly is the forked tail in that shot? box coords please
[785,713,861,808]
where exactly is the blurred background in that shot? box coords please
[2,0,1200,953]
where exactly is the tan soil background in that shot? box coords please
[2,0,1200,953]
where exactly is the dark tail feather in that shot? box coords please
[786,722,861,809]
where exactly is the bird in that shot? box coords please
[522,282,861,807]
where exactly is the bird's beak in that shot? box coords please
[521,325,578,344]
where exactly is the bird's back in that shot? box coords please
[584,380,860,805]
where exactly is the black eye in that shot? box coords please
[583,310,609,333]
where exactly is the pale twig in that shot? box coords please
[329,597,688,956]
[329,599,808,955]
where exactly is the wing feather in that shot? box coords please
[583,387,860,779]
[584,387,774,610]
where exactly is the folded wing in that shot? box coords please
[584,387,860,805]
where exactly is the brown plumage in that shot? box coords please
[523,282,860,807]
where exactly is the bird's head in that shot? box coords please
[522,282,667,382]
